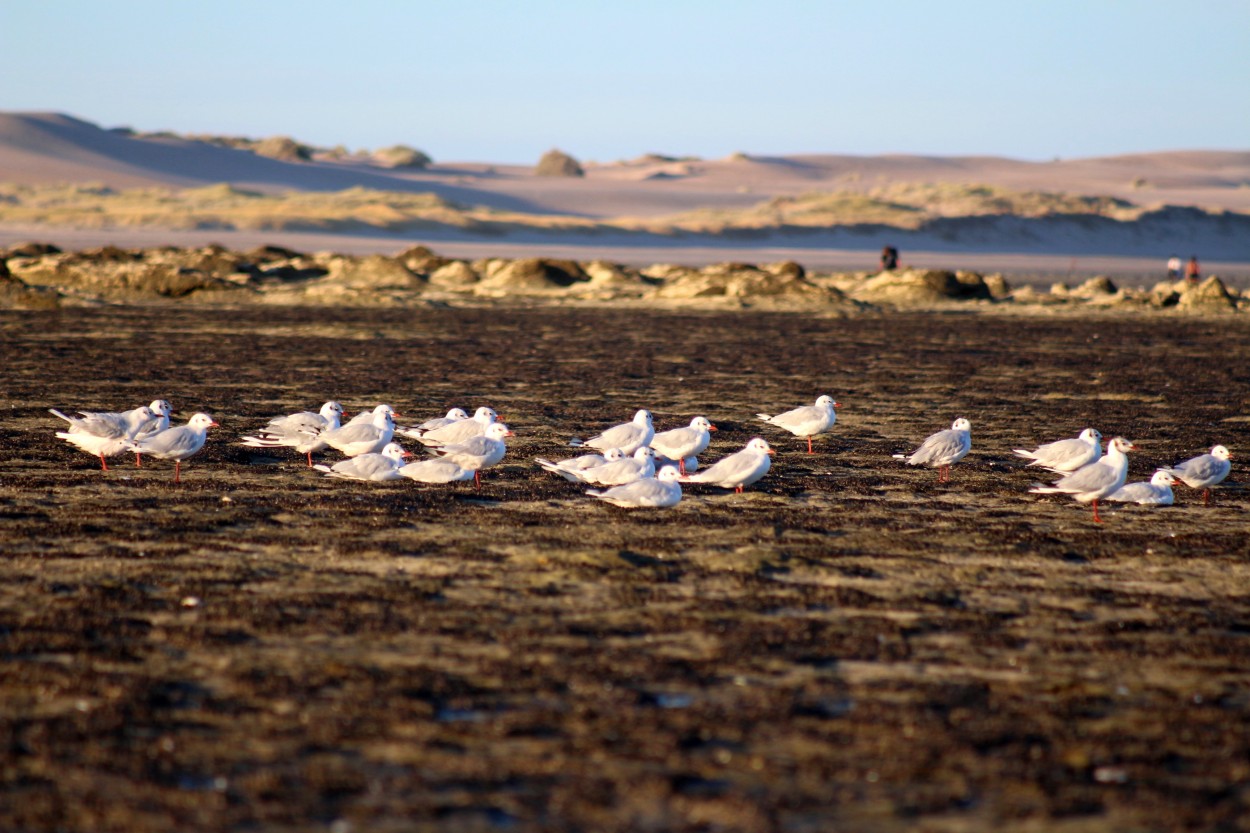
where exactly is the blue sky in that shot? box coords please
[2,1,1246,164]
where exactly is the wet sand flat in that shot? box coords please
[2,305,1249,831]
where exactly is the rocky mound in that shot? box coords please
[472,258,591,296]
[1178,276,1239,310]
[4,245,240,301]
[0,241,1243,314]
[648,261,853,309]
[851,269,992,305]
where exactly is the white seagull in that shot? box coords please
[894,418,972,483]
[397,457,477,485]
[1162,445,1232,505]
[649,416,716,474]
[1030,436,1136,523]
[655,454,699,474]
[240,400,344,466]
[406,406,498,447]
[319,405,396,457]
[1013,428,1103,473]
[571,409,654,456]
[314,442,409,481]
[535,448,626,482]
[51,404,157,470]
[426,422,513,489]
[130,399,174,467]
[125,413,219,483]
[396,407,470,437]
[681,437,774,493]
[588,466,683,508]
[570,447,657,487]
[1106,470,1176,506]
[757,395,839,454]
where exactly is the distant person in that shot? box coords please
[1185,255,1201,283]
[1166,254,1181,280]
[880,245,899,271]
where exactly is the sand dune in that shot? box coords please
[4,112,1249,216]
[1,111,1248,271]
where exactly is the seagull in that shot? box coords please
[125,413,219,483]
[396,457,477,485]
[570,409,654,456]
[655,454,699,474]
[1013,428,1102,473]
[570,447,657,487]
[406,406,498,447]
[51,404,156,470]
[339,404,399,427]
[1106,470,1176,506]
[319,405,396,457]
[1162,445,1232,505]
[1030,436,1136,523]
[341,409,371,427]
[425,422,512,489]
[649,416,716,474]
[314,442,409,481]
[756,395,839,454]
[680,437,774,493]
[240,401,344,466]
[894,418,972,483]
[588,466,683,508]
[131,400,174,465]
[396,407,470,437]
[535,448,626,482]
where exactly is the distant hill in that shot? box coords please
[1,112,1248,260]
[0,112,539,212]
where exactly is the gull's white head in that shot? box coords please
[446,408,470,421]
[604,448,626,461]
[952,418,971,432]
[149,400,173,417]
[1108,437,1136,453]
[746,438,774,455]
[657,466,682,482]
[634,409,653,426]
[1211,445,1232,460]
[485,422,513,440]
[816,394,840,409]
[473,406,498,422]
[321,401,344,419]
[691,416,716,431]
[1151,470,1177,486]
[1079,428,1102,444]
[633,446,656,461]
[381,442,410,461]
[189,413,218,430]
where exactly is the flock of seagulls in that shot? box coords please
[47,394,1234,520]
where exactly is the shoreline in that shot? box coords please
[2,224,1249,289]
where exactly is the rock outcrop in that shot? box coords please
[0,242,1241,315]
[534,149,585,178]
[851,269,991,305]
[474,258,590,295]
[1178,276,1238,310]
[650,261,851,309]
